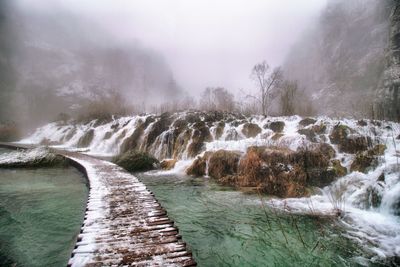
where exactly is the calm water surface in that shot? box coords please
[138,172,363,267]
[0,148,88,267]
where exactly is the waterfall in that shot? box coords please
[19,111,400,260]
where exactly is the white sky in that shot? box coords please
[19,0,328,95]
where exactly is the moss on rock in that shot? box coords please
[186,152,212,176]
[0,123,20,142]
[242,123,262,138]
[0,149,68,169]
[114,150,159,172]
[120,117,154,153]
[187,121,212,158]
[160,159,177,170]
[331,160,347,177]
[329,124,371,153]
[299,118,316,127]
[271,133,284,141]
[267,121,285,133]
[312,123,327,134]
[103,131,113,140]
[64,128,77,142]
[77,129,94,148]
[350,152,378,173]
[214,122,225,139]
[329,124,352,144]
[225,128,240,141]
[368,144,386,156]
[208,150,241,179]
[298,128,317,142]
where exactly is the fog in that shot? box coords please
[3,0,396,131]
[16,0,327,94]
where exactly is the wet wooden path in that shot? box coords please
[0,143,196,267]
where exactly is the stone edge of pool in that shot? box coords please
[0,142,197,267]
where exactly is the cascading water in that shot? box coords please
[19,111,400,262]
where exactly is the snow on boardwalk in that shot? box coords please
[0,143,196,267]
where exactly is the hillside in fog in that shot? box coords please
[284,0,399,120]
[0,0,182,130]
[1,1,400,266]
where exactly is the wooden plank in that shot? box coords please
[0,142,196,267]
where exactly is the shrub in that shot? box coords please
[114,150,159,172]
[0,122,19,142]
[208,150,241,179]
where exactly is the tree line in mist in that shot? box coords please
[1,0,400,140]
[82,60,314,120]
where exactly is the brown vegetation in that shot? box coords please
[186,144,342,198]
[350,144,385,173]
[186,152,211,176]
[207,150,241,179]
[329,124,372,153]
[76,89,133,123]
[160,159,177,170]
[0,123,19,142]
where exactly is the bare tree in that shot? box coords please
[280,80,298,116]
[199,87,235,112]
[249,61,283,116]
[199,87,216,111]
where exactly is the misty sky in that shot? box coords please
[19,0,327,96]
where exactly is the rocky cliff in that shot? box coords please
[284,0,398,120]
[376,2,400,120]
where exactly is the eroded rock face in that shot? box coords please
[40,138,61,146]
[77,129,94,147]
[242,123,262,138]
[329,125,352,145]
[331,160,347,177]
[186,152,212,176]
[160,159,177,170]
[266,121,285,133]
[114,150,159,172]
[187,122,212,158]
[298,122,328,142]
[299,118,316,127]
[145,113,173,150]
[186,144,339,198]
[208,150,242,179]
[120,117,154,153]
[319,143,336,159]
[349,144,386,173]
[329,124,372,153]
[225,128,240,141]
[214,122,225,139]
[63,128,77,142]
[298,128,317,142]
[351,153,378,173]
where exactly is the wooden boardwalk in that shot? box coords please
[0,143,196,267]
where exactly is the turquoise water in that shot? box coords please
[138,172,363,267]
[0,149,88,267]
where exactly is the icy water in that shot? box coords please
[0,148,88,267]
[138,172,365,267]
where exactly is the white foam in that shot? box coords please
[18,113,400,259]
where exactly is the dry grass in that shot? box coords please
[0,123,19,141]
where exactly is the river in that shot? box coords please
[137,171,363,266]
[0,148,88,267]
